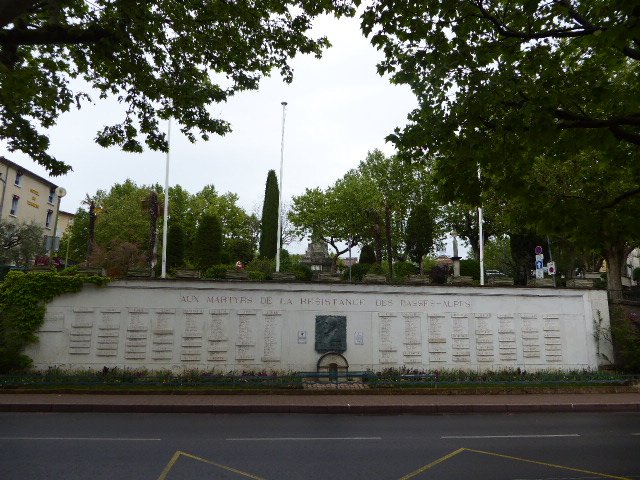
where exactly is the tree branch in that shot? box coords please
[0,0,42,29]
[0,24,112,47]
[603,187,640,209]
[474,0,597,40]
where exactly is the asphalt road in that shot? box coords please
[1,412,639,480]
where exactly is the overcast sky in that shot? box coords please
[1,14,458,256]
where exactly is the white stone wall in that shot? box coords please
[25,280,613,372]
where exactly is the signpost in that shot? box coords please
[534,246,544,279]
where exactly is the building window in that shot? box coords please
[46,209,53,228]
[10,195,19,216]
[14,171,22,186]
[48,188,56,204]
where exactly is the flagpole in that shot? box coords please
[161,117,171,278]
[276,101,287,272]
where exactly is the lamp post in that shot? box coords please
[275,101,287,272]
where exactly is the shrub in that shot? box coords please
[428,264,449,284]
[359,244,376,264]
[201,265,229,279]
[246,258,274,280]
[291,264,312,281]
[633,267,640,282]
[343,262,370,282]
[610,307,640,372]
[460,259,480,280]
[394,261,417,280]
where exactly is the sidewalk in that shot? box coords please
[1,392,639,414]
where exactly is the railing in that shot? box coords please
[1,371,636,390]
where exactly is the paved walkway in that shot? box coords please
[1,392,639,414]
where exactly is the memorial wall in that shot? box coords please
[25,279,612,372]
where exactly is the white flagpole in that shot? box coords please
[161,117,171,278]
[276,101,287,272]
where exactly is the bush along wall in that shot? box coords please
[0,270,108,372]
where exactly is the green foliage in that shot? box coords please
[610,308,640,373]
[393,261,417,280]
[0,271,108,372]
[0,220,45,266]
[193,214,223,271]
[359,244,376,264]
[88,239,147,277]
[290,264,312,281]
[343,262,370,282]
[482,236,514,278]
[166,224,186,269]
[201,265,229,280]
[247,258,274,281]
[224,238,255,265]
[633,268,640,282]
[363,0,640,300]
[405,200,436,264]
[459,259,480,281]
[2,1,356,174]
[427,264,449,285]
[259,170,279,260]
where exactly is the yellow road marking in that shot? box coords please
[156,450,268,480]
[397,448,466,480]
[464,448,633,480]
[156,451,182,480]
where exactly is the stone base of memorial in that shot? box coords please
[487,276,514,286]
[447,276,474,285]
[226,270,249,280]
[363,274,387,284]
[528,278,554,287]
[405,275,430,285]
[126,268,152,278]
[173,268,201,279]
[314,272,342,282]
[566,278,594,288]
[270,272,296,281]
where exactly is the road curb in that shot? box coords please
[1,402,639,414]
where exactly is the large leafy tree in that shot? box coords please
[363,0,640,298]
[0,219,44,266]
[362,1,640,157]
[289,174,371,271]
[0,0,356,175]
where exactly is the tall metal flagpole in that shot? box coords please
[478,166,485,285]
[161,117,171,278]
[276,101,287,272]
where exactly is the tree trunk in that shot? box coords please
[372,219,383,265]
[385,205,393,280]
[87,200,95,260]
[148,192,158,277]
[604,244,625,304]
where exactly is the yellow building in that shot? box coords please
[0,156,70,247]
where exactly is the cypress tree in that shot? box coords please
[166,224,185,269]
[259,169,279,259]
[194,213,223,270]
[405,201,435,273]
[359,244,376,264]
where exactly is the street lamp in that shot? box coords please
[276,101,287,272]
